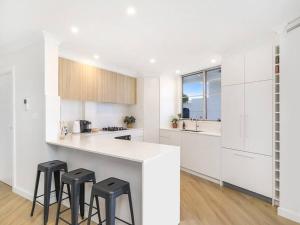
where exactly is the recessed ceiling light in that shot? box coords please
[211,59,217,64]
[175,70,181,75]
[149,58,156,64]
[70,26,79,34]
[93,54,99,60]
[127,6,136,16]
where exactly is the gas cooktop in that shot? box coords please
[102,127,128,132]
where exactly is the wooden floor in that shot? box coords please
[0,172,298,225]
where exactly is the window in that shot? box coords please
[182,67,221,121]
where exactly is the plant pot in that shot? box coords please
[172,123,178,129]
[127,123,134,129]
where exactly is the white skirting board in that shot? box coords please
[278,207,300,223]
[180,167,221,185]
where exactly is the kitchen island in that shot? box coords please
[47,134,180,225]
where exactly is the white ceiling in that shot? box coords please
[1,0,300,76]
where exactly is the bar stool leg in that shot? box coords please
[95,195,102,225]
[44,171,52,225]
[128,189,135,225]
[67,184,72,206]
[54,170,60,202]
[63,167,72,206]
[106,197,116,225]
[30,170,41,217]
[55,182,64,225]
[79,183,85,219]
[71,184,80,225]
[87,192,95,225]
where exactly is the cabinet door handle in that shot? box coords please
[234,153,254,159]
[240,115,243,138]
[245,115,248,138]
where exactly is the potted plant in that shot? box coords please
[124,116,136,128]
[171,117,179,129]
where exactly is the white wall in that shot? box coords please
[60,100,133,129]
[0,37,56,198]
[160,75,180,128]
[143,77,160,143]
[279,22,300,222]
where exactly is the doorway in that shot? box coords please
[0,70,14,186]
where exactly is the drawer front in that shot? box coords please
[222,148,272,197]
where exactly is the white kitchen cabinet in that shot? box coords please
[222,148,272,198]
[245,80,273,156]
[181,132,221,179]
[159,129,181,146]
[221,84,244,151]
[222,54,245,86]
[245,44,273,83]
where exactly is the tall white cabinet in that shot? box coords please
[222,43,273,198]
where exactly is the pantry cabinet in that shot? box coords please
[244,80,272,155]
[222,54,245,85]
[245,44,273,83]
[59,57,136,104]
[221,84,244,151]
[221,42,273,197]
[222,148,272,198]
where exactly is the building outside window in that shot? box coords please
[182,67,221,121]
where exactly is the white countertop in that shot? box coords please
[160,127,221,137]
[79,128,143,136]
[47,134,179,163]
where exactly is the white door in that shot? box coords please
[222,54,245,86]
[244,80,273,156]
[221,84,244,150]
[245,43,273,83]
[0,72,13,186]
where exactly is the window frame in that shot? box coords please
[181,66,221,121]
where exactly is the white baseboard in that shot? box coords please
[13,186,57,204]
[278,207,300,223]
[13,186,33,201]
[180,167,220,185]
[12,185,99,224]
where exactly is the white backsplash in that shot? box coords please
[178,120,221,133]
[60,99,131,130]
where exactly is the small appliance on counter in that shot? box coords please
[72,120,81,134]
[80,120,92,133]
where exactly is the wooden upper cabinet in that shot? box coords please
[59,57,136,104]
[59,58,83,100]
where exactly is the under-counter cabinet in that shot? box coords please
[159,129,181,146]
[160,129,221,180]
[181,132,221,180]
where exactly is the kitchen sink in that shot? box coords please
[181,129,203,133]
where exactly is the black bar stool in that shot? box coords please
[55,168,102,225]
[87,177,135,225]
[30,160,71,225]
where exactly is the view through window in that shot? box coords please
[182,67,221,121]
